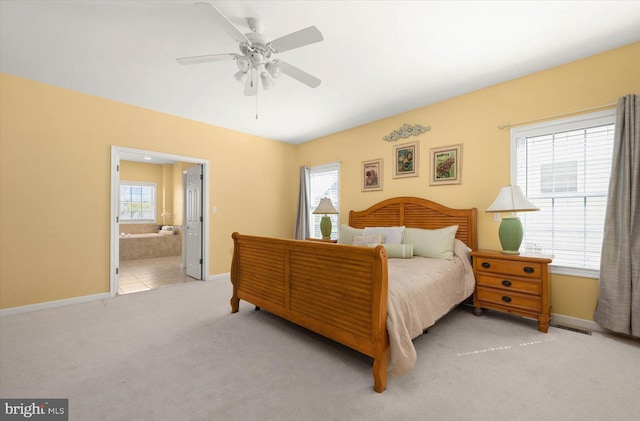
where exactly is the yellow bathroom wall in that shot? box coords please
[172,163,193,226]
[0,73,296,309]
[295,42,640,321]
[161,164,174,226]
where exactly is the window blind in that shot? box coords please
[511,110,615,276]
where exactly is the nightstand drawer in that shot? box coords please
[476,274,541,295]
[474,257,542,278]
[476,287,542,313]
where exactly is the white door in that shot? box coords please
[185,164,203,279]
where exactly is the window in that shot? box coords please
[119,181,156,223]
[309,162,340,239]
[511,109,615,278]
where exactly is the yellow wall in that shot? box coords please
[294,42,640,321]
[0,73,296,309]
[1,42,638,318]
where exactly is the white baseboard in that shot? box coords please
[551,313,604,333]
[1,274,230,316]
[0,293,111,317]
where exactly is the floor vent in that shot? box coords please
[551,324,592,335]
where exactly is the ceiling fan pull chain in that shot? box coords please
[256,83,259,120]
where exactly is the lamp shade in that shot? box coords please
[260,72,275,90]
[312,198,338,215]
[486,185,539,213]
[233,70,247,82]
[236,56,250,72]
[265,61,281,79]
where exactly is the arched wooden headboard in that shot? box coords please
[349,196,478,251]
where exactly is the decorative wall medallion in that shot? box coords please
[383,124,431,142]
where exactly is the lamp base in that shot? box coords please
[498,217,523,255]
[320,215,332,240]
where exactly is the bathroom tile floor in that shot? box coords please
[118,255,197,295]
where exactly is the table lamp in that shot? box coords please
[312,198,339,239]
[486,185,539,255]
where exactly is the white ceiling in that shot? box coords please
[2,1,639,144]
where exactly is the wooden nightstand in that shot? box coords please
[470,250,552,333]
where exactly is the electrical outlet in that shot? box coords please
[493,213,502,222]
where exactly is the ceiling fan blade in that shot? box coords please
[269,26,324,53]
[176,53,238,65]
[196,2,251,45]
[278,61,321,88]
[244,70,258,96]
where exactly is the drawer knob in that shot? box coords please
[523,266,535,274]
[501,280,512,287]
[501,296,512,303]
[481,262,491,268]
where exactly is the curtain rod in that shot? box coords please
[498,103,617,129]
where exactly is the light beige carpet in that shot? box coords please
[1,277,639,420]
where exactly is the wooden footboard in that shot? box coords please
[230,232,390,392]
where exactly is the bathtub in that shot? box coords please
[123,233,170,239]
[119,228,182,261]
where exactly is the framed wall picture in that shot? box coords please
[362,159,383,191]
[393,141,419,178]
[430,144,462,185]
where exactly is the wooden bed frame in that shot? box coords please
[230,197,477,392]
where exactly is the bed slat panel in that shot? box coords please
[290,252,374,342]
[235,242,286,308]
[231,235,387,359]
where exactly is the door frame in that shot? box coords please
[110,146,210,297]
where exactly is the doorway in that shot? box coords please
[110,146,210,297]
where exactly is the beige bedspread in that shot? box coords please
[386,243,475,376]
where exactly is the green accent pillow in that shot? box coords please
[337,224,363,245]
[403,225,459,260]
[382,243,414,259]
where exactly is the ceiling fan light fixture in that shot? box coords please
[265,61,281,79]
[261,72,275,90]
[177,4,324,97]
[233,70,247,83]
[236,56,250,72]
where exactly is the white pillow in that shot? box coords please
[382,243,414,259]
[363,226,405,244]
[352,234,385,247]
[338,225,363,245]
[402,225,458,260]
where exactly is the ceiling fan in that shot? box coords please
[177,2,324,96]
